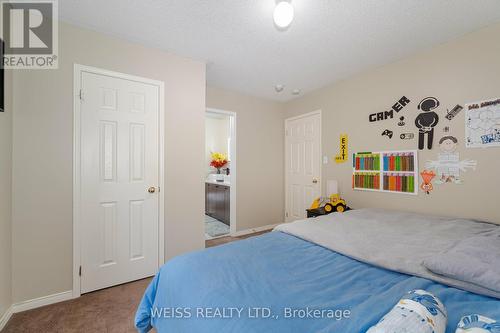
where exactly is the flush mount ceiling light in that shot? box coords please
[275,84,285,92]
[273,1,294,29]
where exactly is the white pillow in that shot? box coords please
[456,314,500,333]
[367,290,447,333]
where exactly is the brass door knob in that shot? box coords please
[148,187,156,193]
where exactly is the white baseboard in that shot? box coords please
[0,305,14,331]
[12,290,73,313]
[231,222,283,237]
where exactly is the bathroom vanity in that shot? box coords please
[205,181,230,225]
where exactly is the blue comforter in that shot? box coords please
[136,232,500,332]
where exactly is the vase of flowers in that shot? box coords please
[210,152,228,182]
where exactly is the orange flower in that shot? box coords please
[210,152,228,169]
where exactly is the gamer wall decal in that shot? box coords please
[415,97,440,150]
[334,134,349,163]
[420,170,436,195]
[381,129,393,139]
[465,97,500,148]
[400,133,414,140]
[445,105,463,121]
[353,150,418,195]
[369,96,411,123]
[425,136,477,184]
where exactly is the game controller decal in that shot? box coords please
[397,116,405,126]
[382,129,393,139]
[400,133,414,140]
[445,104,463,120]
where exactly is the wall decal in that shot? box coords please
[443,126,450,133]
[381,129,393,139]
[465,97,500,148]
[445,104,463,120]
[334,134,349,164]
[420,170,436,195]
[415,97,440,150]
[369,96,411,123]
[397,116,405,126]
[425,136,477,184]
[400,133,414,140]
[353,150,418,195]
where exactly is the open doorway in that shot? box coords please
[205,109,236,240]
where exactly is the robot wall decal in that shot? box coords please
[415,97,440,150]
[425,136,477,184]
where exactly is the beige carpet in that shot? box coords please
[3,231,271,333]
[2,278,153,333]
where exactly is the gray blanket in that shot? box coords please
[274,208,500,299]
[424,232,500,293]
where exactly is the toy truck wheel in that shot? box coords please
[324,203,334,213]
[335,204,346,213]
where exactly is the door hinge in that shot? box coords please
[79,89,84,101]
[285,212,289,218]
[79,266,82,277]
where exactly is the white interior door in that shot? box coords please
[80,71,160,293]
[285,112,321,222]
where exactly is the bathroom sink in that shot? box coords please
[206,174,230,186]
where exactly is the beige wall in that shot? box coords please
[11,22,206,303]
[285,22,500,224]
[0,70,13,318]
[206,86,285,231]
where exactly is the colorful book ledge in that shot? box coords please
[352,150,418,195]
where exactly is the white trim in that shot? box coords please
[0,305,14,331]
[230,223,281,237]
[12,291,73,314]
[73,65,82,298]
[158,78,165,267]
[0,290,73,330]
[73,64,165,298]
[284,110,322,222]
[205,108,238,237]
[284,110,322,122]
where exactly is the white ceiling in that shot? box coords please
[59,0,500,101]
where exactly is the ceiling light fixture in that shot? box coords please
[273,1,294,29]
[275,84,285,93]
[292,89,301,95]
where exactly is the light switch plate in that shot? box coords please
[323,155,329,164]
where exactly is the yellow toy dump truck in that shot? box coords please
[310,194,347,213]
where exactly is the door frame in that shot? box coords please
[205,108,237,236]
[284,110,322,222]
[72,64,165,298]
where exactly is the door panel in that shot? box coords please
[80,71,160,293]
[285,113,321,222]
